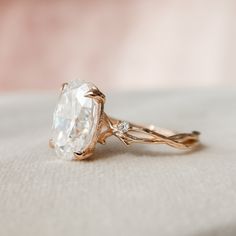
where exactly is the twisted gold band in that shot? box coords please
[98,113,200,150]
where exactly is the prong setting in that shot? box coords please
[73,149,93,160]
[61,82,68,91]
[49,138,55,148]
[85,87,106,104]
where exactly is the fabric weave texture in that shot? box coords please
[0,89,236,236]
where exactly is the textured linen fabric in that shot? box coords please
[0,89,236,236]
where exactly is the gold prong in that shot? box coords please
[98,140,106,145]
[85,87,106,104]
[49,138,55,148]
[61,82,68,91]
[73,150,93,160]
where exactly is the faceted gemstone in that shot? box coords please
[51,80,101,160]
[117,121,130,133]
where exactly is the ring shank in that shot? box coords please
[98,113,200,150]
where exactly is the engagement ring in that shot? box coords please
[49,80,200,160]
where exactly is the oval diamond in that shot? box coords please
[51,80,101,160]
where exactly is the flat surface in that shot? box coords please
[0,89,236,236]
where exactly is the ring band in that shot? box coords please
[49,80,200,160]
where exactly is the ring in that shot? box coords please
[49,80,201,160]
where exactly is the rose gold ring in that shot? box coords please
[49,80,201,160]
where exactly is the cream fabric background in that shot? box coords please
[0,89,236,236]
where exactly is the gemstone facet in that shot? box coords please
[51,80,101,160]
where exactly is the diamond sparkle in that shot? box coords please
[117,121,130,133]
[51,80,101,160]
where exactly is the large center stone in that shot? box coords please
[51,80,101,160]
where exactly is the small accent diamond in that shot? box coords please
[117,121,130,133]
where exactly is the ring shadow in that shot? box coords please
[87,138,206,162]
